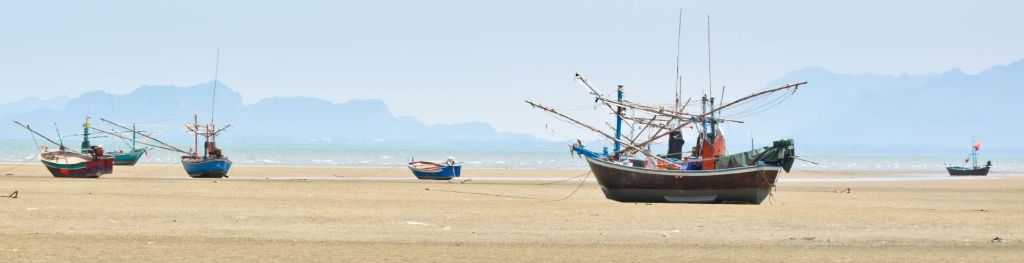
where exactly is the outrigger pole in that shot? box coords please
[98,118,190,154]
[525,100,671,164]
[88,127,189,154]
[12,121,64,149]
[613,81,807,157]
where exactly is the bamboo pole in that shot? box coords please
[11,121,63,148]
[89,127,188,154]
[610,80,802,156]
[525,100,670,164]
[99,118,189,153]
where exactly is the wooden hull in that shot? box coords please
[408,161,461,180]
[40,152,114,178]
[182,158,232,178]
[584,157,780,204]
[946,166,989,176]
[111,149,145,166]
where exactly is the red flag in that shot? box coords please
[973,142,982,151]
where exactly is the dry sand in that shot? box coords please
[0,163,1022,262]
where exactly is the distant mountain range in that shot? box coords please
[734,59,1024,153]
[0,82,544,146]
[3,59,1022,153]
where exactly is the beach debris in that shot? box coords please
[405,221,430,226]
[991,237,1004,243]
[659,232,670,238]
[25,207,36,211]
[5,190,17,198]
[835,188,851,193]
[448,179,472,184]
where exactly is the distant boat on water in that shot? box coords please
[12,120,114,178]
[408,157,461,180]
[946,138,990,176]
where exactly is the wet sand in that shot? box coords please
[1,164,1022,262]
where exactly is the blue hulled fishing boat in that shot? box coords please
[408,158,461,180]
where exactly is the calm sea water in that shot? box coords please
[1,139,1021,172]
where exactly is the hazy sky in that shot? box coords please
[2,0,1022,140]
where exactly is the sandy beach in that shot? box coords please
[1,164,1022,262]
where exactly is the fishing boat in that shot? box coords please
[89,53,233,178]
[525,15,808,204]
[94,116,231,178]
[528,74,805,204]
[528,77,804,204]
[77,117,148,166]
[946,139,990,176]
[181,114,232,178]
[180,52,232,178]
[12,121,114,178]
[408,157,461,180]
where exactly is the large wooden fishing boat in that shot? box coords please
[526,15,808,204]
[946,139,990,176]
[40,148,114,178]
[12,120,114,178]
[527,71,806,204]
[573,139,794,204]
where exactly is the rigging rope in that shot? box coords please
[0,155,39,175]
[425,171,592,202]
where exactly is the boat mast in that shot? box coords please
[193,114,199,156]
[131,123,137,150]
[81,116,91,152]
[54,123,65,150]
[674,8,683,115]
[614,85,624,153]
[972,137,978,168]
[209,50,220,146]
[210,50,219,125]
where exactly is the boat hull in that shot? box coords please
[182,158,232,178]
[41,156,114,178]
[408,162,461,180]
[946,166,989,176]
[585,157,780,204]
[111,149,145,166]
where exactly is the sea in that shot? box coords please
[1,139,1022,172]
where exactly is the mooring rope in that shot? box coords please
[0,155,39,175]
[425,171,592,202]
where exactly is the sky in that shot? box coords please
[2,0,1022,141]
